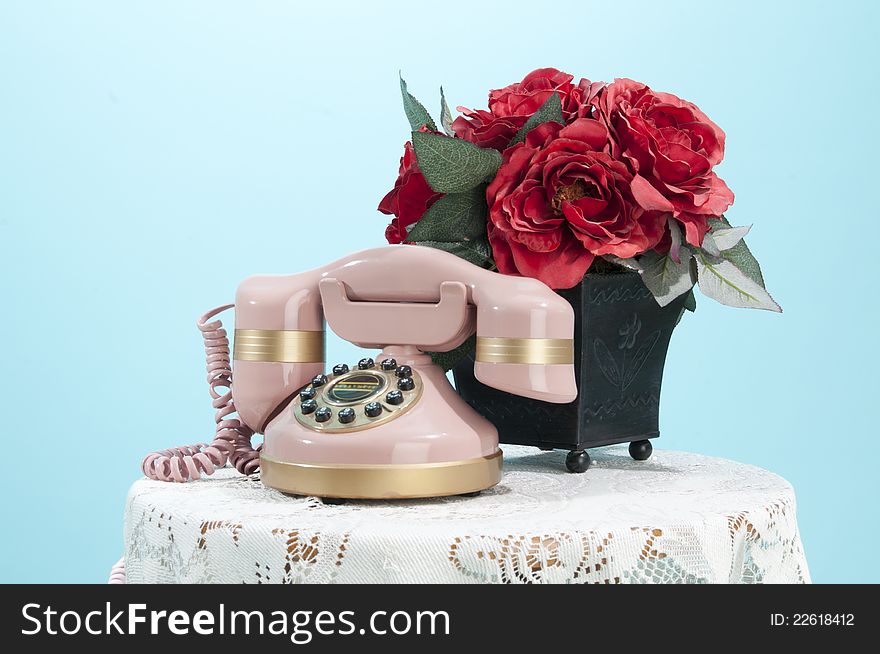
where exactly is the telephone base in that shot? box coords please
[260,450,502,500]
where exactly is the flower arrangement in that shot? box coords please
[379,68,780,314]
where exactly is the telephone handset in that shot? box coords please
[144,245,577,499]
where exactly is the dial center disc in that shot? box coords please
[325,372,386,404]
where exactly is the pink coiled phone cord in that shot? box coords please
[141,304,260,482]
[108,558,126,584]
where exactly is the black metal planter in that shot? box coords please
[453,272,687,472]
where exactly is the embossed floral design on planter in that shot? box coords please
[593,314,660,394]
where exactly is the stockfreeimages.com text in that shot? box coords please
[21,602,450,644]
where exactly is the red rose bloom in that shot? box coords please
[453,68,603,150]
[486,118,668,289]
[378,140,443,244]
[592,78,734,246]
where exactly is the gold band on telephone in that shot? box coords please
[233,329,325,363]
[475,337,574,365]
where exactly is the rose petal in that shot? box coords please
[630,174,675,212]
[508,232,595,289]
[667,215,682,264]
[558,118,609,151]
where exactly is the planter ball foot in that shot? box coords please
[565,450,591,473]
[629,440,653,461]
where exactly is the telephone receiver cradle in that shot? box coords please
[319,279,475,350]
[144,245,577,500]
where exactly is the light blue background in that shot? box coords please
[1,0,877,583]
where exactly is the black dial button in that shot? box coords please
[332,363,350,376]
[311,374,328,387]
[397,377,415,391]
[357,357,375,370]
[364,402,383,418]
[300,399,318,414]
[385,390,404,405]
[315,407,332,422]
[380,358,398,371]
[395,365,413,379]
[338,408,356,424]
[300,387,316,401]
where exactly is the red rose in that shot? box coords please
[592,78,734,246]
[453,68,603,150]
[486,118,668,289]
[378,140,443,244]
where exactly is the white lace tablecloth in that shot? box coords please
[121,446,810,584]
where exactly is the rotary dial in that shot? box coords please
[292,357,423,432]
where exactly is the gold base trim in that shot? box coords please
[476,336,574,364]
[260,450,503,499]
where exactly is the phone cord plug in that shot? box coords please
[141,304,260,482]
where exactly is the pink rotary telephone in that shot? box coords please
[144,245,577,499]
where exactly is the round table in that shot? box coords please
[118,446,810,584]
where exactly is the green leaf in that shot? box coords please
[400,74,438,132]
[411,131,502,193]
[695,252,781,312]
[683,288,697,312]
[700,233,721,257]
[638,248,695,307]
[416,237,493,268]
[703,224,750,257]
[440,86,454,136]
[709,216,765,287]
[709,224,751,251]
[428,333,476,372]
[508,92,564,146]
[406,185,487,243]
